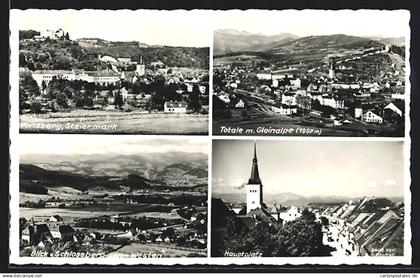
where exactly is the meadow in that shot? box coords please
[20,110,208,134]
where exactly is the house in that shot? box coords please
[235,99,245,108]
[256,72,272,80]
[31,69,121,88]
[321,95,345,109]
[355,108,363,119]
[384,102,403,117]
[151,61,164,68]
[164,101,188,113]
[279,206,301,223]
[363,111,383,124]
[120,87,129,101]
[49,215,63,222]
[217,93,230,104]
[290,78,302,89]
[271,104,297,115]
[198,85,207,94]
[391,93,405,100]
[228,82,238,89]
[281,93,297,106]
[117,57,132,64]
[34,29,65,41]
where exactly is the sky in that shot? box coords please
[19,134,208,156]
[12,9,213,47]
[12,9,410,47]
[213,10,410,38]
[212,140,404,198]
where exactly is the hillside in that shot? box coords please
[214,29,298,56]
[213,33,408,75]
[19,30,210,71]
[212,191,401,208]
[20,152,207,192]
[370,36,405,47]
[20,162,209,195]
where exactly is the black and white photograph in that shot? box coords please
[212,10,409,137]
[211,140,408,261]
[17,135,208,259]
[14,10,209,135]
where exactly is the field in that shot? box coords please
[108,243,207,258]
[19,110,208,135]
[19,207,119,220]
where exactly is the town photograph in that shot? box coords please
[211,140,406,258]
[19,135,208,258]
[16,10,209,134]
[212,10,408,136]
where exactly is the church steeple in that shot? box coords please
[248,141,261,184]
[246,141,263,213]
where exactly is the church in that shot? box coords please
[235,142,279,226]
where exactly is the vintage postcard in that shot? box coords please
[211,139,411,264]
[12,9,210,135]
[10,135,209,263]
[212,10,410,137]
[9,9,411,266]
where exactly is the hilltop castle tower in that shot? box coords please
[136,56,145,76]
[328,59,335,79]
[246,142,263,213]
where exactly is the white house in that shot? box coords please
[290,78,302,89]
[120,87,129,101]
[271,105,297,115]
[256,72,272,80]
[281,93,297,106]
[391,93,405,100]
[217,93,230,104]
[49,215,63,222]
[363,111,383,124]
[384,102,403,117]
[228,82,238,89]
[321,95,345,109]
[279,206,301,223]
[355,108,363,119]
[235,99,245,108]
[164,101,187,113]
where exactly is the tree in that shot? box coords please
[320,216,329,226]
[65,32,70,40]
[56,91,69,108]
[221,211,331,257]
[114,92,124,109]
[189,85,202,113]
[30,101,42,114]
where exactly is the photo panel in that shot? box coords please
[212,10,410,137]
[211,139,411,264]
[13,9,210,135]
[10,134,209,263]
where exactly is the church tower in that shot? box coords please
[136,56,145,76]
[328,58,335,79]
[246,142,263,213]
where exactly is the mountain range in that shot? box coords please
[20,152,208,193]
[214,29,405,56]
[214,29,299,56]
[213,191,403,207]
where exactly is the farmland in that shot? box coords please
[19,110,208,134]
